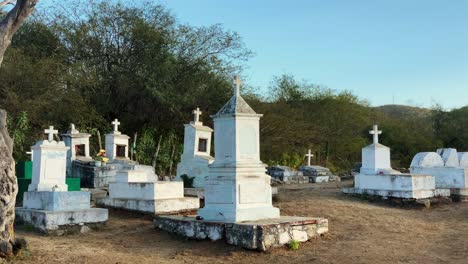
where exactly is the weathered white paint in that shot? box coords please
[410,152,444,167]
[437,148,460,167]
[459,152,468,168]
[105,131,130,161]
[28,132,69,192]
[410,167,468,189]
[198,76,280,223]
[175,109,214,188]
[23,191,91,211]
[62,123,92,177]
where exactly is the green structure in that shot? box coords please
[16,161,81,206]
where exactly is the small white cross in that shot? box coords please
[192,107,202,124]
[112,119,120,132]
[233,75,242,97]
[369,125,382,144]
[44,126,58,142]
[306,149,314,166]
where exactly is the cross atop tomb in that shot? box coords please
[369,125,382,144]
[233,75,242,97]
[44,126,58,142]
[112,119,120,132]
[192,107,202,124]
[306,149,314,166]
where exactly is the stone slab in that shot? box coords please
[97,197,200,214]
[15,208,108,233]
[23,191,91,211]
[109,181,184,200]
[154,215,328,251]
[184,188,205,198]
[310,175,330,183]
[342,187,450,199]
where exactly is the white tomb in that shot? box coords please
[344,125,441,199]
[410,148,468,197]
[105,119,130,161]
[101,168,200,214]
[198,76,280,222]
[175,107,214,188]
[61,123,92,176]
[16,126,108,233]
[299,149,330,183]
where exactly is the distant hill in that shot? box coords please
[375,104,431,119]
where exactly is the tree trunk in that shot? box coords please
[0,110,19,257]
[0,0,38,257]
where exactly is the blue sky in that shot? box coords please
[157,0,467,109]
[37,0,468,109]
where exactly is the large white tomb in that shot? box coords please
[343,125,441,199]
[410,148,468,197]
[154,77,328,250]
[16,126,108,234]
[175,107,214,188]
[105,119,130,161]
[100,168,200,214]
[61,123,93,177]
[198,76,280,222]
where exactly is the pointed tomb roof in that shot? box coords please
[215,76,257,116]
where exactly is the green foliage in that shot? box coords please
[180,174,195,188]
[289,240,300,251]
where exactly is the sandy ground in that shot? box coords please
[10,180,468,264]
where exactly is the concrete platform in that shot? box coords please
[97,197,200,214]
[23,191,91,211]
[154,215,328,251]
[15,208,108,234]
[342,187,451,199]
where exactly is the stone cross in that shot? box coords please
[306,149,314,166]
[192,107,202,124]
[369,125,382,144]
[112,119,120,132]
[233,75,242,97]
[44,126,58,142]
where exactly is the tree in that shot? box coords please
[0,0,37,258]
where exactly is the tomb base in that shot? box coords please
[23,191,91,211]
[97,197,199,214]
[310,175,330,183]
[343,173,440,199]
[184,188,205,198]
[154,215,328,251]
[451,188,468,202]
[15,208,108,234]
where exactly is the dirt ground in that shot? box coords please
[10,180,468,264]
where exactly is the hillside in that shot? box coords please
[376,104,431,119]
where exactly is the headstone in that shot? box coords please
[458,152,468,168]
[176,107,214,187]
[198,76,280,222]
[105,119,130,161]
[61,123,92,177]
[306,149,314,167]
[28,126,69,192]
[410,152,444,167]
[437,148,459,167]
[360,125,392,174]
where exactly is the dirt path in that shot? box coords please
[11,180,468,264]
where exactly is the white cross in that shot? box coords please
[233,75,242,97]
[44,126,58,142]
[192,107,202,123]
[369,125,382,144]
[306,149,314,166]
[112,119,120,132]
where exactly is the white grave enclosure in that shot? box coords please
[16,126,108,233]
[198,76,280,222]
[61,123,92,176]
[105,119,130,161]
[176,107,214,188]
[410,148,468,197]
[101,167,199,214]
[343,125,442,199]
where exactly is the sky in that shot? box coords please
[37,0,468,109]
[155,0,468,109]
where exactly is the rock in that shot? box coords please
[80,225,91,233]
[0,240,13,258]
[12,238,27,254]
[56,230,65,236]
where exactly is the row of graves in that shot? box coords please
[266,149,338,184]
[343,125,468,202]
[14,76,329,251]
